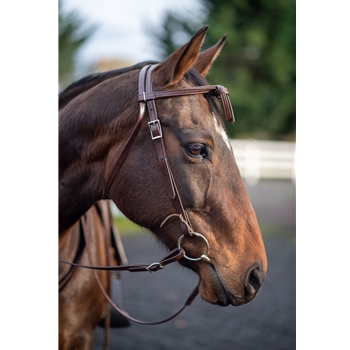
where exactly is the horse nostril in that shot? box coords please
[244,263,264,296]
[249,268,261,290]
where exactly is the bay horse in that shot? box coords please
[59,26,268,350]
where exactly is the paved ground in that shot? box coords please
[93,180,296,350]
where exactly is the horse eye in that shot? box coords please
[186,143,208,158]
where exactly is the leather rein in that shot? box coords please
[59,64,235,325]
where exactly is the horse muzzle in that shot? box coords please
[197,260,266,307]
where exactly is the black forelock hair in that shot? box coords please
[184,68,223,124]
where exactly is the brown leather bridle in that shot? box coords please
[59,64,235,325]
[105,63,234,252]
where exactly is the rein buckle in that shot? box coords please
[146,262,164,274]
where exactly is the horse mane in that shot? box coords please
[59,61,158,110]
[59,60,222,125]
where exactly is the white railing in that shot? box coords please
[231,139,295,186]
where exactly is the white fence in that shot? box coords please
[231,139,295,186]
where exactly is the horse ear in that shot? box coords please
[193,34,227,76]
[152,26,208,87]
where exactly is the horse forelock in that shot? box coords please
[181,68,232,154]
[184,68,223,127]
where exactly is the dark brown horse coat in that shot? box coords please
[59,26,268,350]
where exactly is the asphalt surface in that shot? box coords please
[93,180,296,350]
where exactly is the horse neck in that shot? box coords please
[59,72,139,233]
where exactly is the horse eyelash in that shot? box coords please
[186,144,210,160]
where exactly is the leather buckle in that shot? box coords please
[148,119,162,140]
[146,262,164,273]
[213,85,235,124]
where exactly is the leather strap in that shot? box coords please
[105,102,146,196]
[59,220,86,291]
[139,85,217,101]
[99,202,112,350]
[59,246,185,273]
[137,84,234,123]
[143,65,176,199]
[77,214,199,326]
[141,65,191,236]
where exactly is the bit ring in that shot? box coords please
[177,232,210,262]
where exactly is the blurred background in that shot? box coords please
[59,1,295,349]
[59,0,295,142]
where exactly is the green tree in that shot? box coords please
[59,0,97,89]
[151,0,295,140]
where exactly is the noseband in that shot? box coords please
[60,64,235,325]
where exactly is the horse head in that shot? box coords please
[106,26,268,306]
[59,26,267,307]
